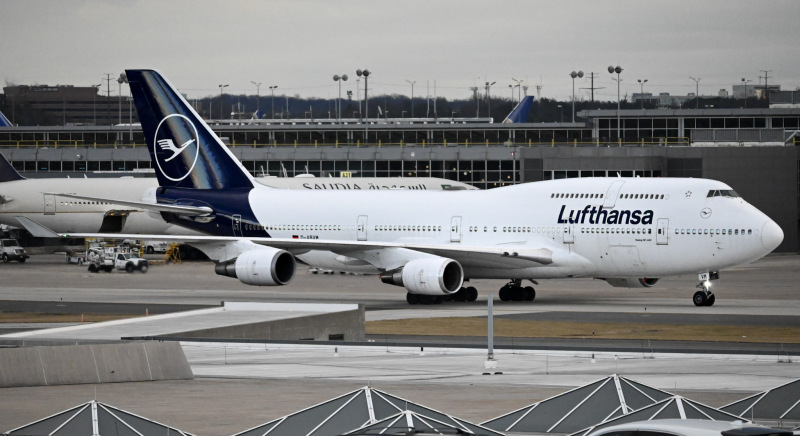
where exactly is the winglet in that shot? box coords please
[502,96,534,123]
[0,153,25,182]
[125,69,254,190]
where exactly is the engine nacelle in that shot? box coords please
[602,277,660,288]
[380,257,464,295]
[214,247,296,286]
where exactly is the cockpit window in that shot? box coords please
[707,189,740,198]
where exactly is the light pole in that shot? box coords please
[608,65,623,140]
[637,78,648,109]
[508,84,514,101]
[689,76,701,109]
[557,104,563,123]
[116,74,125,125]
[512,78,523,102]
[92,83,101,125]
[741,78,752,108]
[333,74,348,121]
[269,85,278,119]
[570,71,584,122]
[405,79,416,118]
[251,81,262,117]
[356,69,370,121]
[218,84,229,120]
[485,81,496,119]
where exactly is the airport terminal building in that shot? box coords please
[1,104,798,252]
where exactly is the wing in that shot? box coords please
[55,231,556,271]
[44,193,213,216]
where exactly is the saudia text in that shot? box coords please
[557,205,654,225]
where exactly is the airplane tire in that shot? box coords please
[499,287,510,301]
[523,286,536,301]
[706,294,716,306]
[693,291,707,307]
[511,287,525,301]
[453,288,467,302]
[406,293,420,305]
[465,287,478,302]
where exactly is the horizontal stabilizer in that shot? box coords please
[14,216,60,238]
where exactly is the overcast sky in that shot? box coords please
[2,0,798,102]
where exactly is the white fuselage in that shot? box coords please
[0,176,472,235]
[248,177,782,280]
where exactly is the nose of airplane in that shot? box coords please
[761,219,784,252]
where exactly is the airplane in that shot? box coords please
[0,110,12,127]
[55,69,783,307]
[0,152,474,237]
[502,96,534,123]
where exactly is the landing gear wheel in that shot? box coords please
[498,285,511,301]
[706,293,716,306]
[465,286,478,302]
[406,292,420,305]
[693,290,708,307]
[523,286,536,301]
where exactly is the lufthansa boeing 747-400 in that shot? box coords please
[55,69,783,306]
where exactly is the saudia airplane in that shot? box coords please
[56,69,783,307]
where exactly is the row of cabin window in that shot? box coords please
[375,225,443,232]
[581,227,654,235]
[675,228,753,236]
[551,193,605,199]
[246,224,346,232]
[59,201,111,206]
[619,193,666,200]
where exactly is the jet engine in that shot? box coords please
[601,277,660,288]
[214,247,296,286]
[380,257,464,295]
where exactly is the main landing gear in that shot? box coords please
[693,272,718,307]
[498,279,536,302]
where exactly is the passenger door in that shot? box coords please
[357,215,368,241]
[657,218,669,245]
[43,194,56,215]
[450,216,462,242]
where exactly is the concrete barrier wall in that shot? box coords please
[0,341,192,388]
[165,307,365,341]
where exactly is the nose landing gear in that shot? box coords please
[693,272,718,306]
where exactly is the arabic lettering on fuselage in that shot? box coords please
[301,182,428,190]
[557,205,654,225]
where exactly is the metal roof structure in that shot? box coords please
[572,395,747,436]
[344,410,503,435]
[233,386,501,436]
[2,400,196,436]
[481,374,674,434]
[721,378,800,425]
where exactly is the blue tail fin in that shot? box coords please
[0,153,24,182]
[125,69,254,190]
[0,109,12,127]
[502,96,534,123]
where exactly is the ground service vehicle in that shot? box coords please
[87,247,148,273]
[1,238,29,263]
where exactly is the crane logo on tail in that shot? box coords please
[153,114,200,182]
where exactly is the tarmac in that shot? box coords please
[0,253,799,435]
